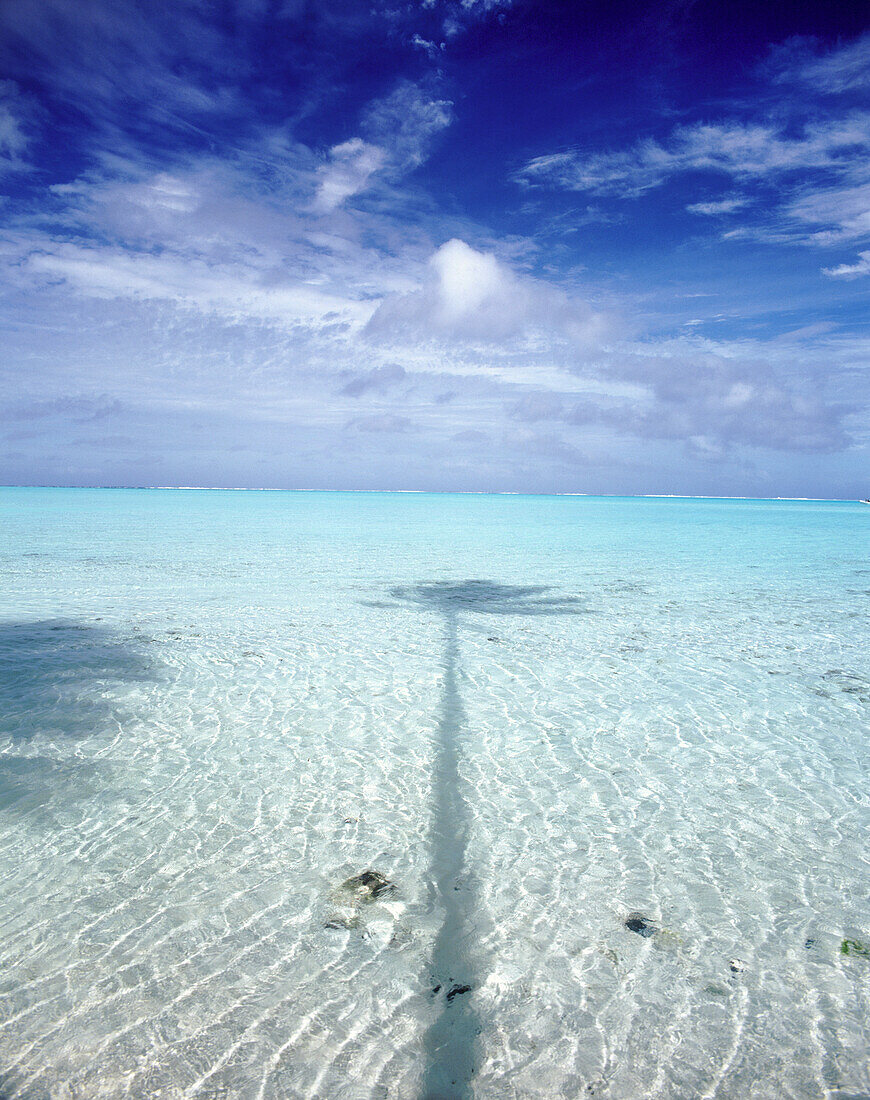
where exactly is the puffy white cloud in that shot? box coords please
[366,238,609,346]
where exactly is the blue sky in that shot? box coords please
[1,0,868,495]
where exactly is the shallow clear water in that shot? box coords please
[0,488,867,1099]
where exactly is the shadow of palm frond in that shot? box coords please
[0,619,156,812]
[384,581,586,1100]
[388,580,587,618]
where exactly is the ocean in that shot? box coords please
[0,488,867,1098]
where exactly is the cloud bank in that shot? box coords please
[0,3,866,496]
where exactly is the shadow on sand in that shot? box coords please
[387,582,587,1099]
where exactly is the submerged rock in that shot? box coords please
[325,914,361,931]
[840,938,869,958]
[729,958,747,974]
[339,870,397,902]
[624,913,657,938]
[325,870,401,934]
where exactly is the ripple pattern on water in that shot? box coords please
[0,490,867,1099]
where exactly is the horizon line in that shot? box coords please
[0,485,864,503]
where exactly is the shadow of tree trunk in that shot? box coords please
[382,582,588,1099]
[420,608,481,1099]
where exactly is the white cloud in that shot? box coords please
[686,197,749,216]
[411,33,442,57]
[366,238,610,347]
[499,335,858,456]
[308,82,452,213]
[312,138,386,213]
[770,33,870,95]
[18,239,373,328]
[0,80,33,171]
[823,250,870,279]
[518,115,870,199]
[3,141,439,334]
[783,181,870,244]
[361,81,452,172]
[519,97,870,257]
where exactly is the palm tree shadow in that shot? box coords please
[0,619,156,812]
[385,582,587,1099]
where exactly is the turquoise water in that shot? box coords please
[0,488,867,1099]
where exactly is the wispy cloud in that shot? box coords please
[341,363,407,397]
[0,0,244,145]
[360,81,453,173]
[686,197,749,216]
[502,339,855,456]
[0,2,865,494]
[823,250,870,279]
[768,33,870,95]
[515,34,870,280]
[0,80,35,173]
[518,115,870,199]
[781,181,870,245]
[346,412,412,433]
[311,82,452,212]
[312,139,386,213]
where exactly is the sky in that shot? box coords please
[0,0,868,496]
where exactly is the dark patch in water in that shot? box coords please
[625,913,657,937]
[821,670,869,701]
[446,983,472,1003]
[0,619,158,809]
[340,870,396,901]
[840,938,870,958]
[388,580,588,617]
[0,755,103,814]
[325,917,356,931]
